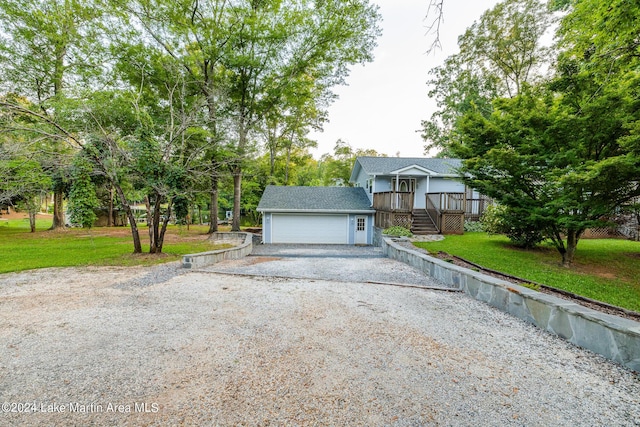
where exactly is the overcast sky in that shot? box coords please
[308,0,502,159]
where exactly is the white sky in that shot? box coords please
[309,0,502,159]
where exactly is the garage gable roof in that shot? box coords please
[257,185,374,213]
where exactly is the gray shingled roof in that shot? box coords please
[355,157,462,175]
[257,185,374,212]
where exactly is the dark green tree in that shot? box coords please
[456,79,640,266]
[68,155,99,228]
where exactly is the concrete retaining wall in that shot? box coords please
[372,227,384,247]
[182,232,253,269]
[382,237,640,372]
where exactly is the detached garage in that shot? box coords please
[257,186,375,245]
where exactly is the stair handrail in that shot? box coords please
[425,195,441,233]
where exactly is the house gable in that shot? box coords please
[389,165,437,176]
[351,156,462,178]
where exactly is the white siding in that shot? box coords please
[428,177,465,193]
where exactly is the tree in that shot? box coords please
[458,0,553,97]
[108,0,234,234]
[0,0,104,230]
[422,55,499,155]
[219,0,381,230]
[555,0,639,73]
[425,0,445,52]
[456,79,640,266]
[112,0,381,232]
[422,0,553,154]
[319,140,386,186]
[68,155,99,228]
[81,50,206,253]
[0,158,51,232]
[261,74,325,185]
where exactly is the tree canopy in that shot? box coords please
[0,0,382,253]
[422,0,554,155]
[427,0,640,265]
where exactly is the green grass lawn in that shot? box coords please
[413,233,640,312]
[0,218,232,274]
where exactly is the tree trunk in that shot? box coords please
[285,145,291,185]
[232,167,242,231]
[29,211,36,233]
[114,183,142,253]
[156,202,172,254]
[49,190,66,230]
[208,161,219,234]
[269,143,276,177]
[146,192,170,254]
[562,229,582,267]
[145,195,158,254]
[108,186,114,227]
[49,39,67,231]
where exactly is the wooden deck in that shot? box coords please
[374,191,491,234]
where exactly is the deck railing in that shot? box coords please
[374,191,490,234]
[466,196,492,221]
[426,193,466,213]
[373,191,414,213]
[426,193,467,234]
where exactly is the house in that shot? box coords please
[350,157,489,234]
[257,185,375,244]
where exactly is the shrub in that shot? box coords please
[68,156,99,228]
[464,220,484,232]
[480,204,506,235]
[481,204,544,248]
[382,226,413,237]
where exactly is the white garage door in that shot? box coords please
[272,214,349,244]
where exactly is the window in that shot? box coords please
[357,217,365,231]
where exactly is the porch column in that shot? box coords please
[395,173,400,210]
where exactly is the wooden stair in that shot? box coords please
[411,209,439,235]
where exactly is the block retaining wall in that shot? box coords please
[382,237,640,372]
[182,232,253,269]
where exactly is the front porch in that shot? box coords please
[373,191,491,234]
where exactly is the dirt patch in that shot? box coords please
[0,211,51,220]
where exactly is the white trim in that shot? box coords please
[389,164,438,175]
[257,208,375,214]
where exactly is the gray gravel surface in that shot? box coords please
[0,263,639,426]
[204,246,454,289]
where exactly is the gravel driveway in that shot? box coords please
[205,244,454,289]
[0,254,639,426]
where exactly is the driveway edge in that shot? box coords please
[382,237,640,372]
[182,232,253,269]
